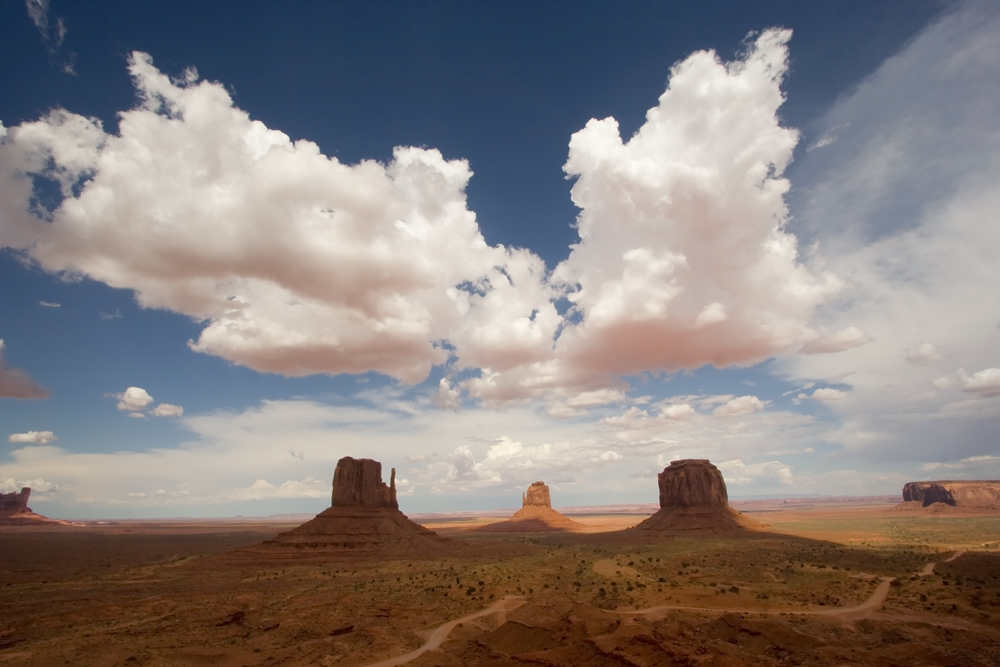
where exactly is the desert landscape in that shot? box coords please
[2,459,999,667]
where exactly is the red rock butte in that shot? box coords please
[634,459,763,533]
[238,457,463,562]
[894,480,1000,513]
[479,481,583,532]
[0,487,67,526]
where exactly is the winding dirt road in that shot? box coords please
[609,576,892,621]
[362,596,525,667]
[918,549,965,576]
[360,550,968,666]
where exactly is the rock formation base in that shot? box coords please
[248,506,462,561]
[233,456,466,561]
[478,505,584,533]
[634,504,763,532]
[0,487,68,526]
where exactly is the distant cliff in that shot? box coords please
[901,481,1000,509]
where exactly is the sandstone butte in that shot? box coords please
[633,459,763,533]
[478,481,584,532]
[893,479,1000,513]
[242,457,464,561]
[0,487,67,526]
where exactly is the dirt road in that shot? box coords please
[361,550,969,666]
[362,596,525,667]
[917,549,966,576]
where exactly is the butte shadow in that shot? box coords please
[230,457,472,563]
[477,481,584,533]
[629,459,765,534]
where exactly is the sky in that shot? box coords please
[2,0,999,519]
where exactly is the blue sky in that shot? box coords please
[2,0,999,518]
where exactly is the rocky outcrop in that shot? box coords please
[523,481,552,508]
[238,456,465,562]
[331,457,398,509]
[894,480,1000,512]
[657,459,729,508]
[1,488,31,516]
[480,481,583,533]
[635,460,763,533]
[0,487,66,526]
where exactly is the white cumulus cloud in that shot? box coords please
[810,387,849,402]
[8,430,57,445]
[151,403,184,417]
[718,459,794,487]
[0,32,837,409]
[115,387,154,412]
[713,395,767,417]
[959,367,1000,398]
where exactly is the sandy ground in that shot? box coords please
[1,502,999,666]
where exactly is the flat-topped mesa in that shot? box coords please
[522,481,552,508]
[1,487,31,517]
[636,459,762,533]
[658,459,728,508]
[899,480,1000,510]
[331,457,397,509]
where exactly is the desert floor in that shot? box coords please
[2,500,999,666]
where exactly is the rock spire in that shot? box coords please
[331,457,398,509]
[480,481,582,532]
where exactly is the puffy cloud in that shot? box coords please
[921,454,1000,477]
[810,387,849,402]
[228,477,327,500]
[0,476,58,493]
[1,33,836,409]
[111,388,183,417]
[903,342,942,365]
[798,326,871,354]
[114,387,153,412]
[0,340,49,399]
[661,403,696,420]
[959,367,1000,398]
[0,53,526,386]
[457,29,836,405]
[448,445,488,482]
[151,403,184,417]
[713,395,766,417]
[8,430,57,445]
[544,29,836,376]
[717,459,793,487]
[432,378,461,411]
